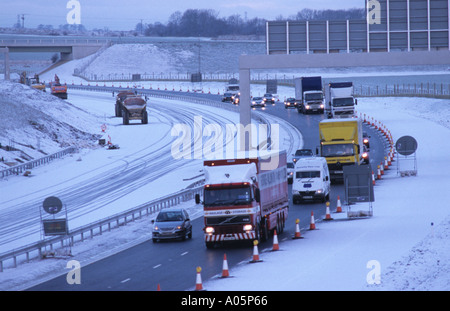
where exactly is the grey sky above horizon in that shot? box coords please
[0,0,364,30]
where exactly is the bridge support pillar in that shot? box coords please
[1,47,10,80]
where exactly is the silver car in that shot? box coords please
[152,208,193,242]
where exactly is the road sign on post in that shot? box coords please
[39,196,72,257]
[42,196,63,215]
[43,219,68,236]
[395,135,418,177]
[343,164,374,218]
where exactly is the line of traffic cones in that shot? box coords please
[193,203,352,290]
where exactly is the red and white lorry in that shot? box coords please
[195,151,289,248]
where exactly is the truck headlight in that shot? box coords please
[243,224,253,231]
[205,227,214,234]
[316,189,323,194]
[305,105,310,109]
[320,104,324,108]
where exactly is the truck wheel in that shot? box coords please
[123,110,129,125]
[205,242,214,249]
[142,111,148,124]
[260,219,269,242]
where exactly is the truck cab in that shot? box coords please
[318,118,364,182]
[196,151,289,248]
[294,76,325,114]
[325,82,357,119]
[301,90,324,114]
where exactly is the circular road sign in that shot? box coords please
[43,196,63,215]
[395,136,418,156]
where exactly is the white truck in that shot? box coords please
[325,82,357,118]
[294,76,325,114]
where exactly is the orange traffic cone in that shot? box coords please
[157,283,161,291]
[249,240,262,263]
[292,219,304,239]
[377,165,381,180]
[221,254,230,278]
[324,202,333,221]
[380,162,384,175]
[272,230,279,251]
[309,211,316,230]
[372,171,376,185]
[195,266,204,291]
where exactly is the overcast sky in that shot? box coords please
[0,0,364,30]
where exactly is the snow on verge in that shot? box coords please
[0,80,102,169]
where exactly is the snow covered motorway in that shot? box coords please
[0,84,301,264]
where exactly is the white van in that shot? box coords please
[292,157,331,204]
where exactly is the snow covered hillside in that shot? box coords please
[0,81,102,169]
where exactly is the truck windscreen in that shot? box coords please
[305,93,323,101]
[322,143,355,157]
[204,187,252,206]
[332,98,354,107]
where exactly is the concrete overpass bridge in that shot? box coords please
[0,38,108,60]
[0,38,109,80]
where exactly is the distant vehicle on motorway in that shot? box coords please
[292,148,314,164]
[222,92,234,102]
[362,145,370,164]
[152,208,192,242]
[251,97,266,108]
[284,97,298,109]
[263,93,275,105]
[363,132,370,149]
[232,94,240,105]
[287,162,295,184]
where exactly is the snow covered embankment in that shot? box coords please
[0,81,102,170]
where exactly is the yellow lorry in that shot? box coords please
[318,118,368,182]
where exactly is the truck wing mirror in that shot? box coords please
[254,188,261,203]
[355,99,358,105]
[195,194,201,204]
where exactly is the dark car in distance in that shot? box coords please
[222,92,234,102]
[284,97,298,109]
[152,208,192,242]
